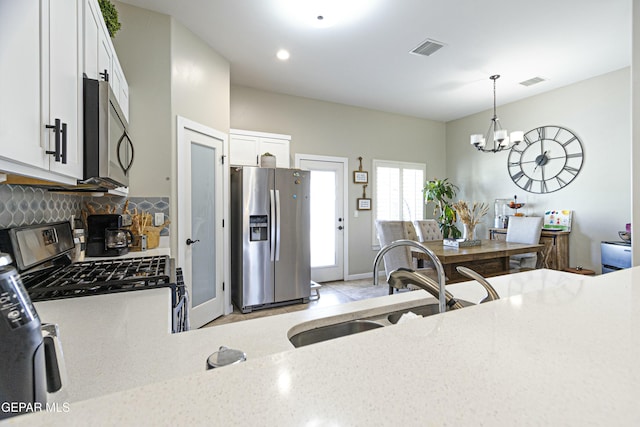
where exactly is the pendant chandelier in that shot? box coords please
[470,75,523,153]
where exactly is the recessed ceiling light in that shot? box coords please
[276,0,379,28]
[276,49,290,61]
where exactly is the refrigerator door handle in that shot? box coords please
[275,190,281,261]
[270,189,276,262]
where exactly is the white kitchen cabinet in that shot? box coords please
[229,129,291,168]
[83,0,129,122]
[0,0,83,183]
[111,61,129,120]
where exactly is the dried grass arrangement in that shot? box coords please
[452,201,489,229]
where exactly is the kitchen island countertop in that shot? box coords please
[8,268,640,425]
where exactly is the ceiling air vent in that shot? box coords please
[410,38,445,57]
[519,76,546,87]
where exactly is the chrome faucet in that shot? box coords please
[373,239,448,313]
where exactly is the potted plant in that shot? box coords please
[423,178,461,239]
[99,0,121,38]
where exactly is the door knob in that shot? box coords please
[186,238,200,245]
[338,226,343,230]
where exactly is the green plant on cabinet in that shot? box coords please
[98,0,121,37]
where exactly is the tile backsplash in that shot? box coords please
[0,185,170,236]
[0,185,82,227]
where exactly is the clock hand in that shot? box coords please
[533,151,549,173]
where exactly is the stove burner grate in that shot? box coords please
[24,256,175,301]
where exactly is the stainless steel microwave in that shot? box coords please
[82,76,133,189]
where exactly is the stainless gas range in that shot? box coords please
[0,221,188,333]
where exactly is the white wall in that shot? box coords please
[113,3,172,197]
[230,86,446,276]
[114,3,231,254]
[446,68,631,271]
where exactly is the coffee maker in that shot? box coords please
[0,254,65,419]
[86,214,133,257]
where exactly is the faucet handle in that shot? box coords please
[455,266,500,303]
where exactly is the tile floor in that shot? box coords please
[203,279,394,328]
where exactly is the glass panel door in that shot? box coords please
[191,143,216,306]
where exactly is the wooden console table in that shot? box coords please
[489,228,570,271]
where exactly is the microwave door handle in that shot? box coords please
[124,132,134,172]
[116,131,134,174]
[270,189,276,262]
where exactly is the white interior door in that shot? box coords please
[296,154,347,282]
[177,117,225,328]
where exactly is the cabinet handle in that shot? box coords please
[99,69,109,82]
[45,118,62,162]
[256,155,259,165]
[60,122,67,164]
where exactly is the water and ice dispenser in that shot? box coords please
[249,215,268,241]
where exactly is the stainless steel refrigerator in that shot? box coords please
[230,167,311,313]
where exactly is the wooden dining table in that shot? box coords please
[412,239,545,284]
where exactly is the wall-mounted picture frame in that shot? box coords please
[357,198,371,210]
[354,171,368,184]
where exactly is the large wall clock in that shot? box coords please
[507,125,584,194]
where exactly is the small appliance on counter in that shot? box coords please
[86,214,133,257]
[601,240,631,274]
[0,253,65,420]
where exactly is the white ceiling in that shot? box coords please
[118,0,631,122]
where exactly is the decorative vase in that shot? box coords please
[463,223,476,241]
[260,154,276,168]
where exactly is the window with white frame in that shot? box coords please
[372,159,426,246]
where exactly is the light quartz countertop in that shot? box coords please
[6,268,640,425]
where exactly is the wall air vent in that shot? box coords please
[410,38,445,57]
[519,76,547,87]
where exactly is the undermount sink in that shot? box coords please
[386,300,474,324]
[289,320,384,348]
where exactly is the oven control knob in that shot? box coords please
[186,238,200,246]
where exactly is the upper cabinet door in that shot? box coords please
[84,0,112,82]
[47,0,83,178]
[83,0,128,121]
[229,134,260,166]
[0,0,47,169]
[83,0,100,79]
[260,137,290,168]
[229,130,292,168]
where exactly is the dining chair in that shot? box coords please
[375,220,439,294]
[506,216,544,270]
[412,219,443,242]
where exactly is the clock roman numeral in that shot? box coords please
[523,178,533,191]
[556,176,567,187]
[562,136,577,146]
[537,127,546,140]
[566,152,582,159]
[541,180,548,193]
[523,135,534,146]
[511,171,524,181]
[508,161,521,167]
[564,166,580,176]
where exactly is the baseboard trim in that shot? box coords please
[345,270,385,281]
